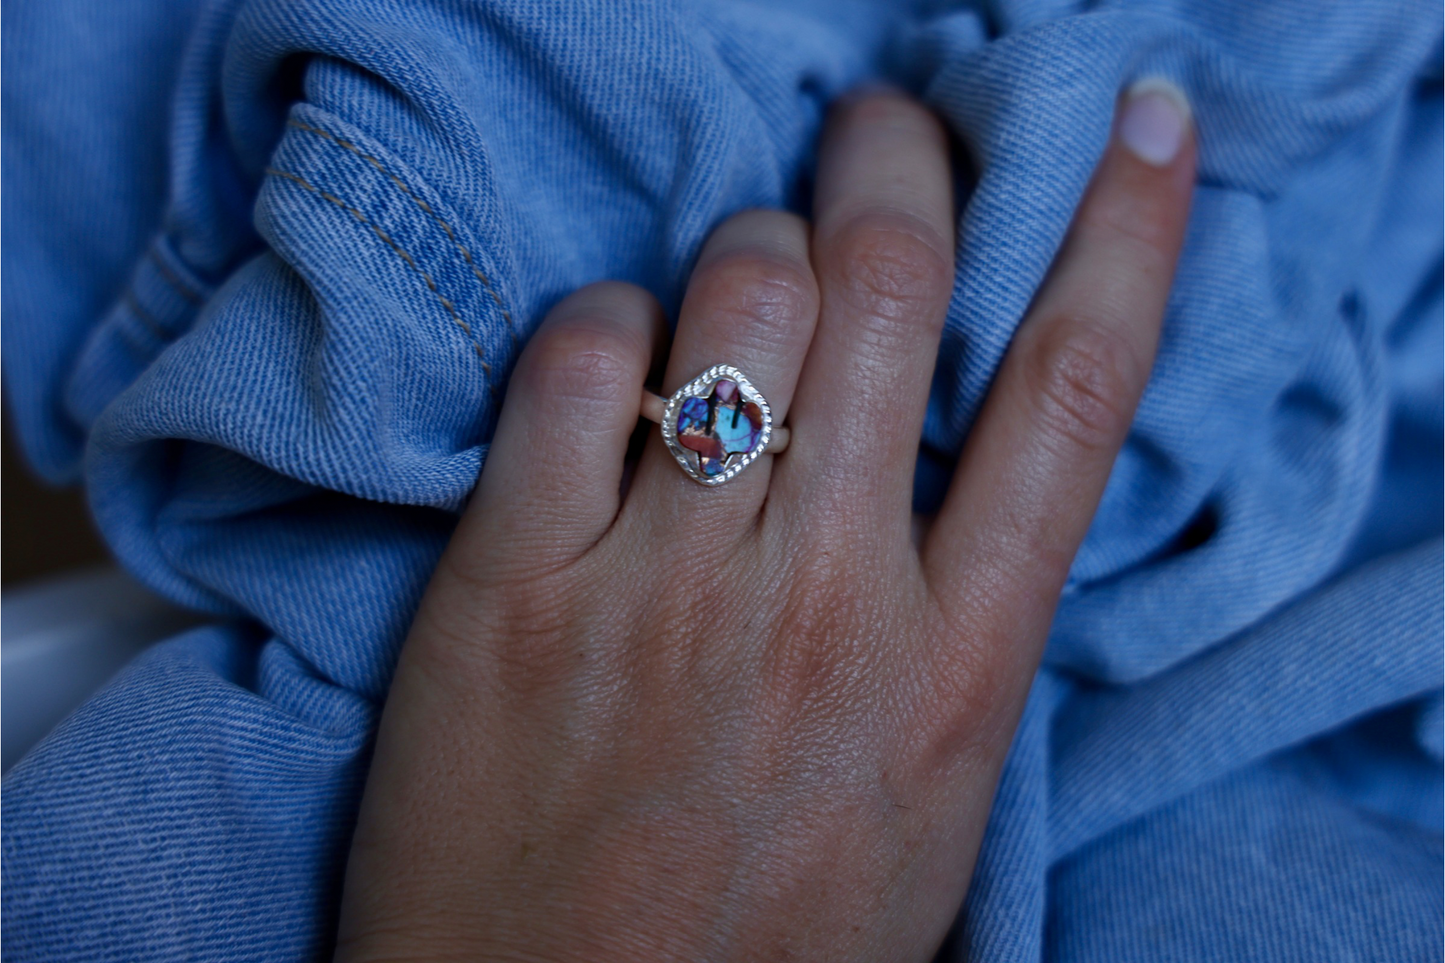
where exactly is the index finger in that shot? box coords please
[925,81,1196,642]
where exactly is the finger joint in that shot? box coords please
[1022,317,1144,455]
[824,212,952,335]
[523,320,642,404]
[686,250,819,352]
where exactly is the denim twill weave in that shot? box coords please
[3,0,1441,959]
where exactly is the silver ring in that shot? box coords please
[640,365,790,486]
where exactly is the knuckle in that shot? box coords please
[932,605,1012,719]
[486,627,577,702]
[917,652,1007,766]
[688,249,819,346]
[764,559,878,709]
[755,529,924,718]
[826,212,952,323]
[1022,318,1143,453]
[523,320,640,403]
[422,565,583,702]
[910,595,1031,773]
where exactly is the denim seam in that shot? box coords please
[121,291,170,343]
[286,117,518,348]
[146,248,204,305]
[265,165,496,386]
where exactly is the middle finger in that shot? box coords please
[777,92,956,538]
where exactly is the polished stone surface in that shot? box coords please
[674,379,764,476]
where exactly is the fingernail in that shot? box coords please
[1119,78,1190,167]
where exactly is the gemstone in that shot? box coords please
[674,378,764,476]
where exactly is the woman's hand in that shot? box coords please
[335,84,1194,962]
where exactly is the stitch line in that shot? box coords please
[266,166,495,385]
[287,117,519,346]
[147,248,204,305]
[123,291,171,342]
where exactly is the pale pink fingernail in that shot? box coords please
[1119,79,1191,167]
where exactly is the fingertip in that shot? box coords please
[1117,78,1193,169]
[823,87,949,161]
[1065,81,1197,264]
[840,79,909,98]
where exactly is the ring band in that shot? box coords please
[640,365,789,485]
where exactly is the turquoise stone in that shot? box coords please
[674,378,764,476]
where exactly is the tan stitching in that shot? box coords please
[266,166,495,386]
[147,248,204,305]
[287,117,519,346]
[123,292,170,341]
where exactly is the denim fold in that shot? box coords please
[3,0,1440,958]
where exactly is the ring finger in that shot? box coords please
[623,209,820,534]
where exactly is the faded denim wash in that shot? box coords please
[3,0,1441,959]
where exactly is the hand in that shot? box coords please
[335,84,1194,962]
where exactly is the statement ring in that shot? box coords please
[640,365,790,486]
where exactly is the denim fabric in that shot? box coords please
[3,0,1441,959]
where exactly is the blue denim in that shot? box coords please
[3,0,1441,959]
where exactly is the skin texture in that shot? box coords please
[334,88,1196,962]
